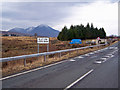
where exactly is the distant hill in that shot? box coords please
[1,31,31,36]
[8,24,60,37]
[9,28,27,34]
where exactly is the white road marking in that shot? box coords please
[97,50,102,52]
[111,55,114,57]
[102,60,106,62]
[115,50,118,51]
[112,51,116,53]
[89,52,94,54]
[77,56,84,58]
[111,50,117,54]
[114,50,118,52]
[114,47,118,49]
[109,47,118,50]
[90,56,97,58]
[105,47,107,49]
[84,54,90,56]
[0,60,67,81]
[94,51,99,53]
[101,58,107,60]
[93,51,97,53]
[69,59,76,62]
[94,60,103,64]
[107,54,113,56]
[64,69,94,90]
[97,50,100,52]
[104,56,110,58]
[109,47,114,49]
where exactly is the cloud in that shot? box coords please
[2,2,81,29]
[1,1,118,36]
[1,0,119,3]
[53,1,118,36]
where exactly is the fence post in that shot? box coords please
[44,55,46,62]
[38,44,39,53]
[77,50,78,55]
[24,58,26,66]
[69,51,71,55]
[59,52,61,58]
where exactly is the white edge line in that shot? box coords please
[0,60,67,81]
[64,69,94,90]
[69,59,76,61]
[84,54,89,56]
[76,56,84,58]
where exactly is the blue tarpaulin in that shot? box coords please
[69,39,82,44]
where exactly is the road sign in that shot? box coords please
[37,37,49,53]
[97,37,100,40]
[37,38,49,44]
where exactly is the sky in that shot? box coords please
[1,0,119,36]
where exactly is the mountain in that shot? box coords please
[9,24,60,37]
[9,28,27,33]
[26,27,35,32]
[28,24,59,37]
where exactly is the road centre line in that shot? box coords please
[64,69,94,90]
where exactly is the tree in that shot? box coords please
[57,26,68,41]
[91,23,94,29]
[98,28,106,38]
[86,23,90,28]
[57,23,106,41]
[101,27,106,38]
[85,23,91,39]
[3,34,8,36]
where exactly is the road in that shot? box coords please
[2,42,119,89]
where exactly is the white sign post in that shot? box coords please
[37,38,49,53]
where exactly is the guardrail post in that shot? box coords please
[69,51,71,55]
[59,52,61,58]
[44,55,46,62]
[24,58,26,66]
[90,46,93,49]
[37,56,39,61]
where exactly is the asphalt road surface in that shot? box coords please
[2,42,119,89]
